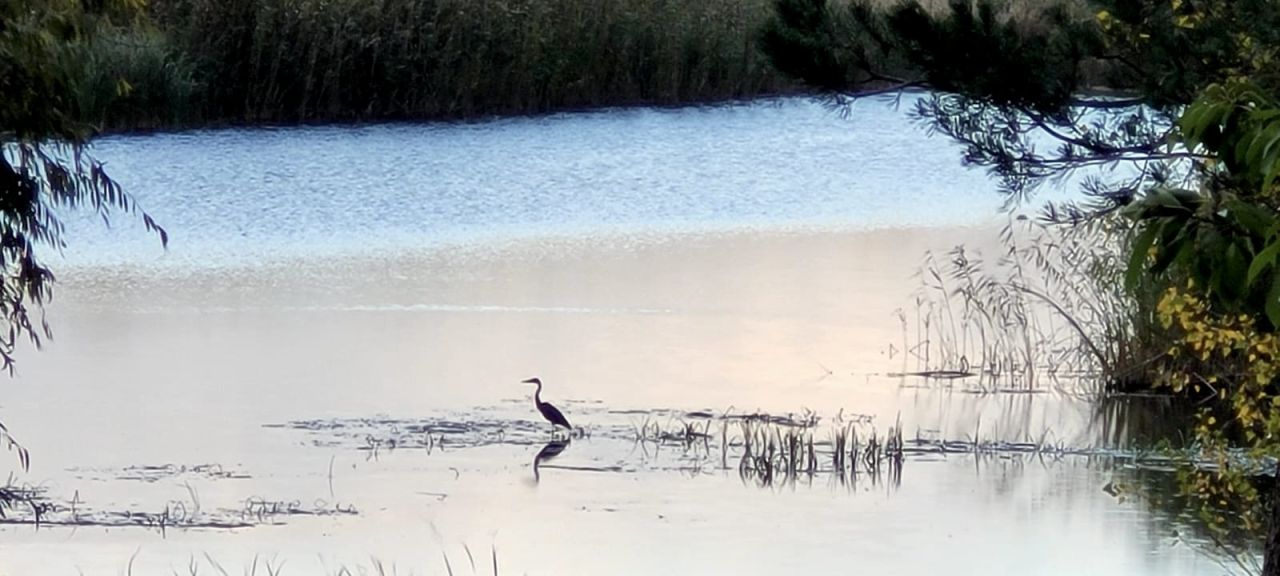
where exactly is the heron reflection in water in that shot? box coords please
[532,438,571,484]
[521,377,572,436]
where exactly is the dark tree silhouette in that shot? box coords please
[0,0,168,470]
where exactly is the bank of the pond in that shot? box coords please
[84,0,799,132]
[77,0,1106,134]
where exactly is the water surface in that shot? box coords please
[71,97,1012,268]
[0,99,1227,575]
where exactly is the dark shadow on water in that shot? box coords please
[1086,394,1196,450]
[532,438,571,484]
[1084,394,1263,571]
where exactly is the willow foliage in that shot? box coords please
[1,0,169,468]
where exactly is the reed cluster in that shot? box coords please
[631,411,904,487]
[68,27,200,131]
[902,217,1176,393]
[70,0,1102,130]
[737,417,903,487]
[86,0,795,130]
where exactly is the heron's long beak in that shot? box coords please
[521,378,538,384]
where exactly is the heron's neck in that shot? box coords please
[534,382,543,403]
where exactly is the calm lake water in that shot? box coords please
[61,97,1022,268]
[0,98,1231,574]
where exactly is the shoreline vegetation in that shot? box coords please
[79,0,1115,135]
[87,0,798,133]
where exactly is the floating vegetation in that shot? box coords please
[69,463,250,483]
[10,505,255,533]
[265,402,1231,495]
[0,481,54,525]
[268,412,606,456]
[242,498,358,524]
[0,457,360,534]
[630,418,715,447]
[0,483,355,533]
[272,405,913,489]
[618,407,1232,486]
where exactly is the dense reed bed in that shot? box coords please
[630,411,904,487]
[87,0,795,130]
[73,0,1102,130]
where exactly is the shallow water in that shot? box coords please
[0,99,1230,574]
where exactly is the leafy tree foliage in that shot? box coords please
[761,0,1280,570]
[761,0,1279,206]
[1,0,167,468]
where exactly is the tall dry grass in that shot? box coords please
[904,215,1175,393]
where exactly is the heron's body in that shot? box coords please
[522,377,572,432]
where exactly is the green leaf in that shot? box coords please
[1260,124,1280,167]
[1180,103,1209,147]
[1236,126,1258,166]
[1126,223,1160,290]
[1152,217,1192,274]
[1266,274,1280,328]
[1248,240,1280,286]
[1154,189,1183,209]
[1230,200,1275,237]
[1265,162,1280,194]
[1246,122,1280,170]
[1221,241,1248,302]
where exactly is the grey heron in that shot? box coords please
[521,377,572,433]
